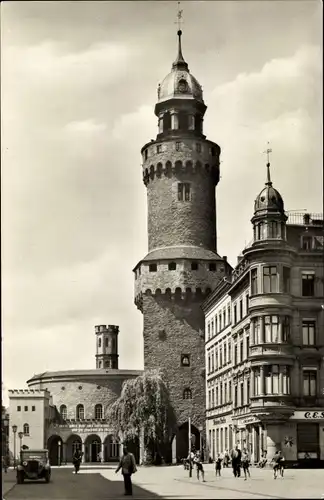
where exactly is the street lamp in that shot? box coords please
[18,432,24,452]
[58,440,61,467]
[12,425,18,469]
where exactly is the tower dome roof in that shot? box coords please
[254,162,284,214]
[157,30,204,104]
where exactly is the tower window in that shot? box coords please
[183,388,192,399]
[60,405,67,420]
[144,150,148,160]
[209,263,216,271]
[168,262,177,271]
[191,262,198,270]
[163,112,171,131]
[105,337,108,347]
[178,111,188,130]
[196,143,201,153]
[95,404,103,420]
[175,142,181,151]
[181,354,190,367]
[302,272,315,297]
[211,147,216,157]
[178,183,191,201]
[76,404,84,420]
[149,263,157,272]
[157,145,162,154]
[98,338,101,348]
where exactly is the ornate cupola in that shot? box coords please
[251,152,288,243]
[155,29,206,140]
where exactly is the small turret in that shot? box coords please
[95,325,119,369]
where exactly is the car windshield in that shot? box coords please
[21,451,47,461]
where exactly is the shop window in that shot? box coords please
[263,266,278,293]
[302,272,315,297]
[302,320,316,346]
[303,370,317,396]
[265,315,279,343]
[178,182,191,201]
[251,268,258,295]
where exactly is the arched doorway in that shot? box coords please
[104,435,119,462]
[84,434,101,463]
[47,435,63,466]
[66,434,82,463]
[177,422,200,461]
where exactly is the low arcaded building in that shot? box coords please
[8,325,143,465]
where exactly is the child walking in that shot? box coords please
[215,453,222,477]
[241,448,251,480]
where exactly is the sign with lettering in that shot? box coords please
[213,417,226,425]
[290,411,324,420]
[241,416,260,425]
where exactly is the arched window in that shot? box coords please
[98,338,102,348]
[60,405,67,420]
[95,404,103,420]
[183,388,192,400]
[163,112,171,131]
[23,423,29,436]
[76,404,84,420]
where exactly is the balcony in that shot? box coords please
[249,343,295,362]
[249,293,292,310]
[294,396,324,408]
[250,394,295,412]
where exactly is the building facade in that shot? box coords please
[203,162,324,467]
[133,29,231,462]
[9,325,143,465]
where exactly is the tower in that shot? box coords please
[134,28,230,462]
[95,325,119,369]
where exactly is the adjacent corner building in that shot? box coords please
[203,162,324,467]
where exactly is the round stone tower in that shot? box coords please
[134,30,230,463]
[95,325,119,369]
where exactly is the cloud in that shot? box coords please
[64,119,107,134]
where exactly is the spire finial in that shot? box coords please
[263,142,272,186]
[172,2,188,71]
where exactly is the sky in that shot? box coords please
[1,0,322,406]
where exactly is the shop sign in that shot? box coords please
[290,411,324,420]
[213,417,226,425]
[241,416,260,425]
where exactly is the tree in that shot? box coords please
[107,369,175,463]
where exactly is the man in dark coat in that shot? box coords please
[115,446,137,496]
[230,445,242,477]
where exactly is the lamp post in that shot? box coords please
[58,440,61,467]
[188,417,192,478]
[198,425,203,461]
[18,432,24,452]
[12,425,17,469]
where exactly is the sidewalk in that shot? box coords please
[2,469,16,497]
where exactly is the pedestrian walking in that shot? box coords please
[215,453,222,476]
[115,446,137,496]
[272,451,285,479]
[241,448,250,480]
[223,450,230,468]
[72,449,82,474]
[193,451,205,482]
[230,445,241,478]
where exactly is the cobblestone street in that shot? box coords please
[3,464,324,499]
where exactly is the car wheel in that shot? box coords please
[45,471,50,483]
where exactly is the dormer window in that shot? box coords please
[302,236,313,250]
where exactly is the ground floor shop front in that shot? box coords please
[207,409,324,466]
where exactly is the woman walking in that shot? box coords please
[215,453,222,477]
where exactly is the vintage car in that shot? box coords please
[16,449,51,483]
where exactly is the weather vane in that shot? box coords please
[263,141,272,165]
[175,1,183,30]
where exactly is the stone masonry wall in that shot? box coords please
[27,378,125,420]
[142,294,207,431]
[142,138,220,252]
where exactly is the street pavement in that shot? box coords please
[3,464,324,499]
